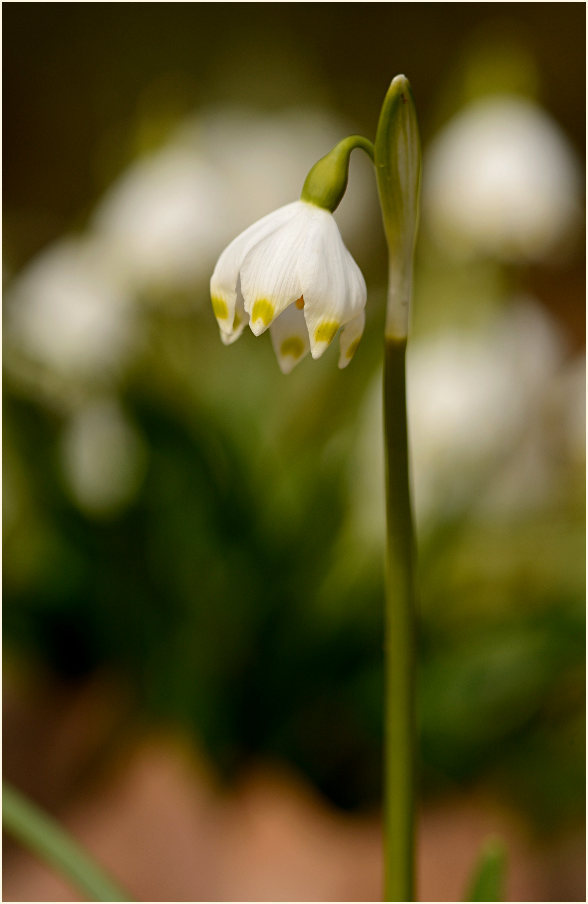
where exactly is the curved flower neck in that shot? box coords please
[300,135,374,212]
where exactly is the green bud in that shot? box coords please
[301,135,374,212]
[375,75,421,339]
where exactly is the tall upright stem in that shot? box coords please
[374,74,421,902]
[383,336,416,901]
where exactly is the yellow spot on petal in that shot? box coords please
[295,295,305,310]
[251,298,275,326]
[212,296,228,320]
[346,337,361,359]
[280,336,305,359]
[314,321,339,344]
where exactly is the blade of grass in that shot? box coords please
[3,782,131,901]
[465,837,507,901]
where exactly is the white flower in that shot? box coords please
[423,96,581,263]
[350,297,568,541]
[210,200,366,373]
[5,236,138,382]
[92,146,227,292]
[61,398,147,518]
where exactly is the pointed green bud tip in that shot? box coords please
[301,135,374,212]
[375,74,422,340]
[375,74,421,254]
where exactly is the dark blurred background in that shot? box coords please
[3,4,585,901]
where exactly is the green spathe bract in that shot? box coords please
[375,75,422,339]
[300,135,374,212]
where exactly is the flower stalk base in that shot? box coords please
[383,336,416,902]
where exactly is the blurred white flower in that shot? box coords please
[350,298,568,540]
[423,96,581,262]
[6,236,137,382]
[91,107,376,295]
[551,355,586,468]
[210,200,366,372]
[93,146,228,292]
[407,298,565,518]
[61,399,147,517]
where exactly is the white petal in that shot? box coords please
[269,302,310,374]
[240,201,311,336]
[298,210,367,359]
[210,202,299,335]
[338,310,365,369]
[219,281,249,345]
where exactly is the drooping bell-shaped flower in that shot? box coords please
[210,136,373,373]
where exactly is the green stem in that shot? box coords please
[3,782,130,901]
[383,337,417,901]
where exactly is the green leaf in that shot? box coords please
[465,837,507,901]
